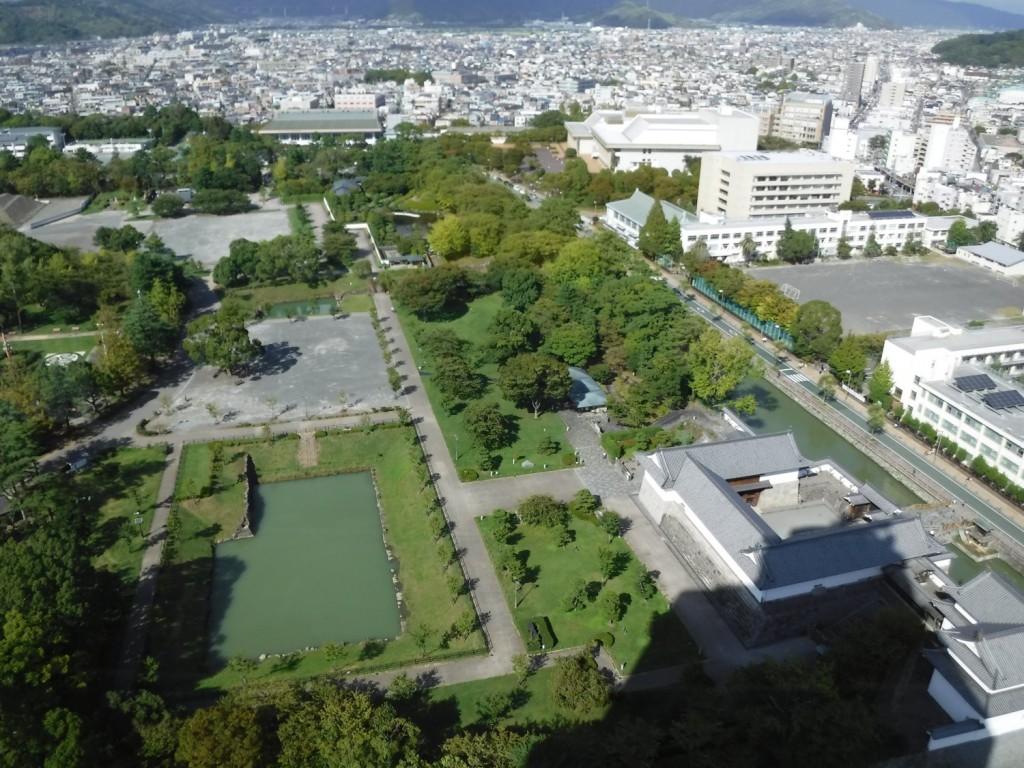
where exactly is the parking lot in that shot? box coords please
[747,257,1024,334]
[149,314,394,433]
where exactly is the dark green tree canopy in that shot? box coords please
[791,300,843,362]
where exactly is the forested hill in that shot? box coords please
[0,0,229,44]
[932,29,1024,68]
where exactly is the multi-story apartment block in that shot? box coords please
[771,92,832,146]
[697,150,855,220]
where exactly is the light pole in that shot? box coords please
[454,434,459,461]
[845,369,852,399]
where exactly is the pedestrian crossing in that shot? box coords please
[782,368,811,383]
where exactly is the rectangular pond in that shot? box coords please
[208,472,401,667]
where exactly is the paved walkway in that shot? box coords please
[113,442,180,691]
[559,410,637,500]
[374,294,526,670]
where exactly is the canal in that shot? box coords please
[734,376,921,507]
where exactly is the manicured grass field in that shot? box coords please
[427,667,608,728]
[8,335,96,357]
[479,514,699,673]
[85,446,168,586]
[224,273,372,316]
[151,426,486,695]
[398,295,572,478]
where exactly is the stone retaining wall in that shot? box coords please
[225,454,257,541]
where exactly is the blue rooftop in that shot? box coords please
[568,366,607,409]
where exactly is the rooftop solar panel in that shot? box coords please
[983,390,1024,410]
[955,374,997,392]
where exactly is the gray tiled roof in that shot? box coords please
[755,516,942,589]
[606,188,697,228]
[928,572,1024,718]
[639,433,940,589]
[653,431,805,482]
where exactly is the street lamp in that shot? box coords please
[454,434,459,461]
[844,369,852,398]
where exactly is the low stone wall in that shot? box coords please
[225,454,257,541]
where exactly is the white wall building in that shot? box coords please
[565,106,758,174]
[697,149,855,220]
[954,242,1024,277]
[605,189,925,264]
[882,318,1024,481]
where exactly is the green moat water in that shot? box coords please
[208,473,400,666]
[734,376,920,508]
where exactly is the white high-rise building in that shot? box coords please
[697,150,855,220]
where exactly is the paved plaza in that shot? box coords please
[747,258,1024,334]
[149,314,393,432]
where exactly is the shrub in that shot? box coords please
[595,632,615,648]
[458,468,479,482]
[561,453,576,466]
[524,615,557,652]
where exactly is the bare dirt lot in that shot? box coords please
[149,314,393,433]
[25,202,291,267]
[747,257,1024,334]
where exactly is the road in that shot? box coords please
[675,285,1024,549]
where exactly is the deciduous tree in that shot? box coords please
[498,353,571,418]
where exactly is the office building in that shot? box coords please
[697,150,855,220]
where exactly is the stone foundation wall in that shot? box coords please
[226,454,257,541]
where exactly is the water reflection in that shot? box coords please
[734,377,920,507]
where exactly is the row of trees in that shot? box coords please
[0,107,272,200]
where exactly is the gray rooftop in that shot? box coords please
[960,241,1024,268]
[887,323,1024,355]
[923,364,1024,446]
[638,433,939,590]
[606,188,697,227]
[260,110,382,134]
[928,572,1024,718]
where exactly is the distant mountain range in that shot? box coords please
[0,0,1022,44]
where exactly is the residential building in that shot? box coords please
[771,92,833,146]
[0,126,64,158]
[697,150,855,220]
[258,109,382,144]
[636,432,945,646]
[565,106,758,174]
[842,61,866,104]
[333,91,384,111]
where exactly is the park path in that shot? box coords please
[113,442,181,691]
[373,293,527,675]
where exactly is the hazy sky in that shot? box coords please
[971,0,1024,11]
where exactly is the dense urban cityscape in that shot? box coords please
[3,11,1024,768]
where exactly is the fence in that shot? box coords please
[690,275,795,349]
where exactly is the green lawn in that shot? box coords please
[479,515,699,673]
[427,667,607,729]
[224,273,372,316]
[151,426,486,696]
[398,295,573,479]
[8,335,96,356]
[288,205,314,238]
[84,446,168,586]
